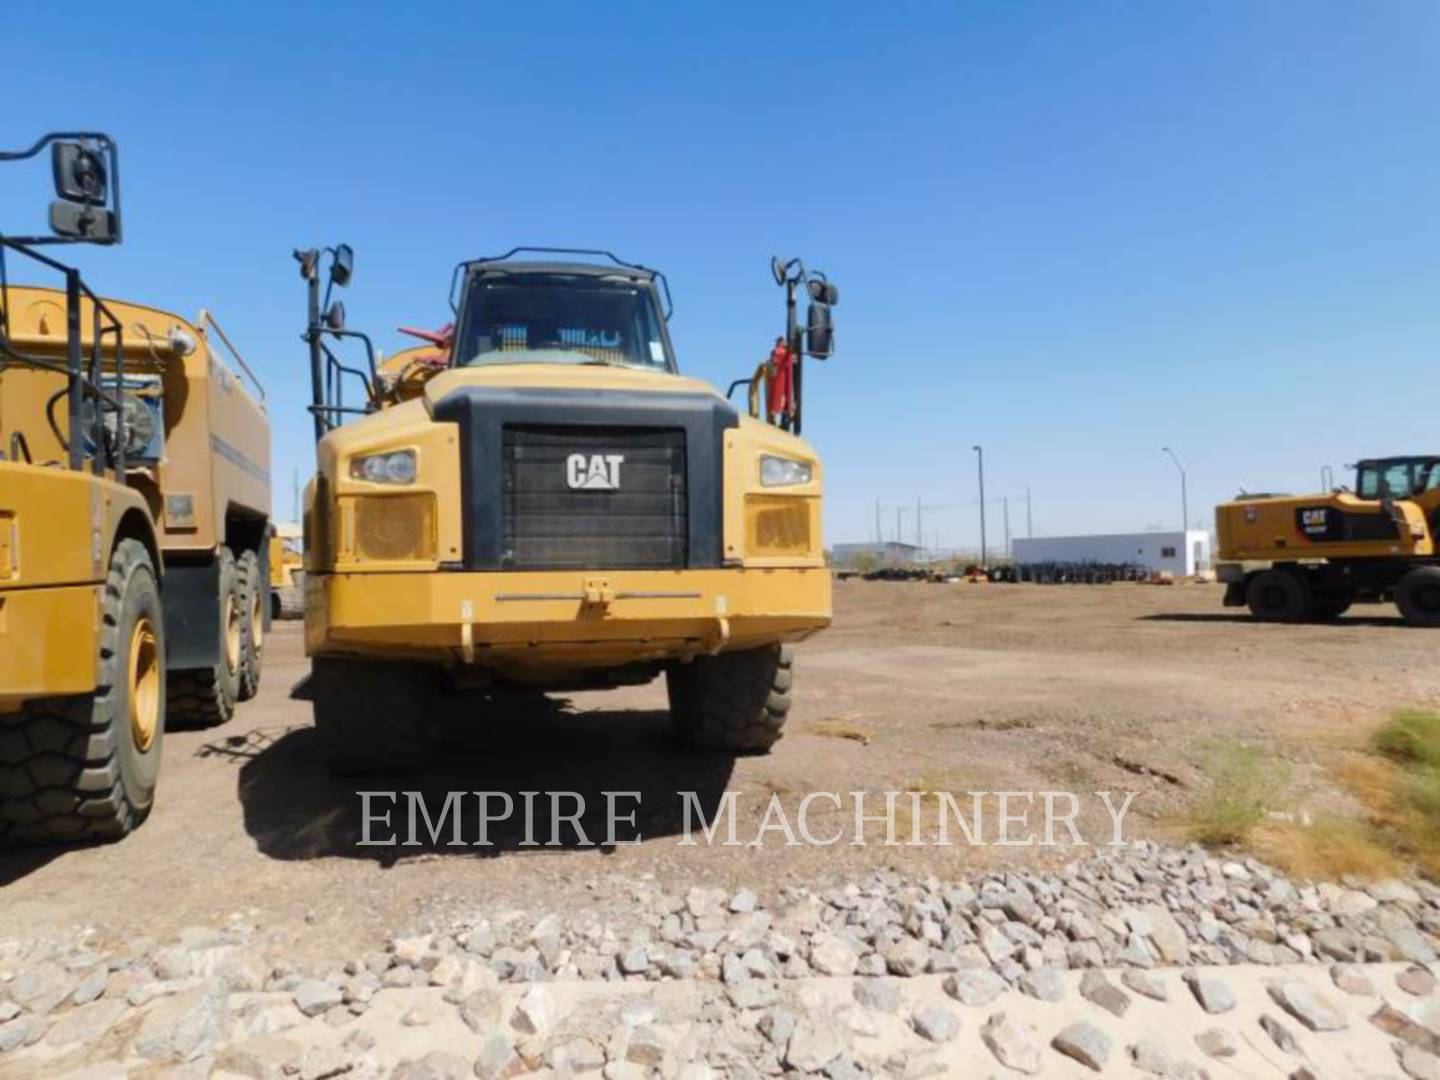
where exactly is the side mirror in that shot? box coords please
[807,279,839,305]
[325,301,346,331]
[770,256,787,286]
[331,244,354,287]
[806,301,834,358]
[51,141,107,203]
[49,199,116,241]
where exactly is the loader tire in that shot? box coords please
[237,549,264,701]
[667,643,792,753]
[167,548,240,728]
[0,539,165,846]
[311,657,438,773]
[1246,569,1312,623]
[1395,566,1440,627]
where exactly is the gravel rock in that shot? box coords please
[472,1031,520,1080]
[1121,969,1169,1002]
[1259,1012,1299,1053]
[785,1017,848,1072]
[292,979,342,1018]
[883,937,929,977]
[726,981,778,1010]
[1399,1045,1440,1080]
[1079,970,1130,1017]
[511,985,560,1036]
[0,1016,42,1054]
[1130,1038,1179,1076]
[71,968,108,1006]
[1330,964,1376,996]
[943,968,1008,1006]
[1399,966,1439,997]
[1182,970,1237,1014]
[1052,1019,1111,1072]
[44,999,126,1047]
[1017,966,1065,1003]
[853,979,903,1014]
[389,1050,472,1079]
[809,934,860,976]
[910,1006,959,1044]
[1195,1027,1237,1058]
[980,1012,1041,1074]
[1266,978,1347,1032]
[132,981,229,1064]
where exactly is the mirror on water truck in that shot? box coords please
[732,256,840,434]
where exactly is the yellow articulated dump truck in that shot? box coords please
[1216,455,1440,626]
[294,246,836,770]
[269,522,304,619]
[1,133,271,845]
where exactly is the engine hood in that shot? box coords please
[421,363,721,415]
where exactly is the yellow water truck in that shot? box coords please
[295,246,836,770]
[0,134,270,845]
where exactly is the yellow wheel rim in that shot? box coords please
[250,585,264,655]
[224,592,241,674]
[129,617,160,752]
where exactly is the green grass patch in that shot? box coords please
[1186,737,1291,847]
[1371,709,1440,770]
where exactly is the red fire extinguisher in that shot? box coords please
[765,336,795,426]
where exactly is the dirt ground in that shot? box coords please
[3,580,1436,966]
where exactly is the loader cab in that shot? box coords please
[451,256,677,374]
[1355,457,1440,501]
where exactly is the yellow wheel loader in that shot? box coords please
[1216,455,1440,626]
[0,134,271,845]
[294,246,835,770]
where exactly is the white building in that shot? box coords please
[1012,530,1211,576]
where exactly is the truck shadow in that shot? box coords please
[1139,613,1407,628]
[224,694,737,865]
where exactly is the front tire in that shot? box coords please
[167,548,240,728]
[0,539,165,846]
[1246,569,1312,623]
[312,657,439,773]
[667,643,792,753]
[1395,566,1440,627]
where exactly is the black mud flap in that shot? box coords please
[162,559,220,670]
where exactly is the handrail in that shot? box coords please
[198,309,265,401]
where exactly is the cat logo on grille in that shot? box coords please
[565,453,625,491]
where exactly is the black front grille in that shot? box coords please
[502,425,687,569]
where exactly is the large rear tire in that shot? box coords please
[166,548,240,728]
[1395,566,1440,627]
[0,539,165,846]
[312,657,439,773]
[667,643,792,753]
[237,549,264,701]
[1246,569,1312,623]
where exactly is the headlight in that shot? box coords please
[349,450,417,484]
[760,454,812,487]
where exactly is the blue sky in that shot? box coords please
[5,2,1437,550]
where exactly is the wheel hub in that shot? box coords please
[129,616,160,752]
[224,593,241,673]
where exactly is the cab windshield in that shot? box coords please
[1356,459,1440,499]
[455,271,673,371]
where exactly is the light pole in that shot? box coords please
[973,445,987,566]
[1161,446,1189,533]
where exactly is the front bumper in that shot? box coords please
[0,583,100,711]
[306,567,831,669]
